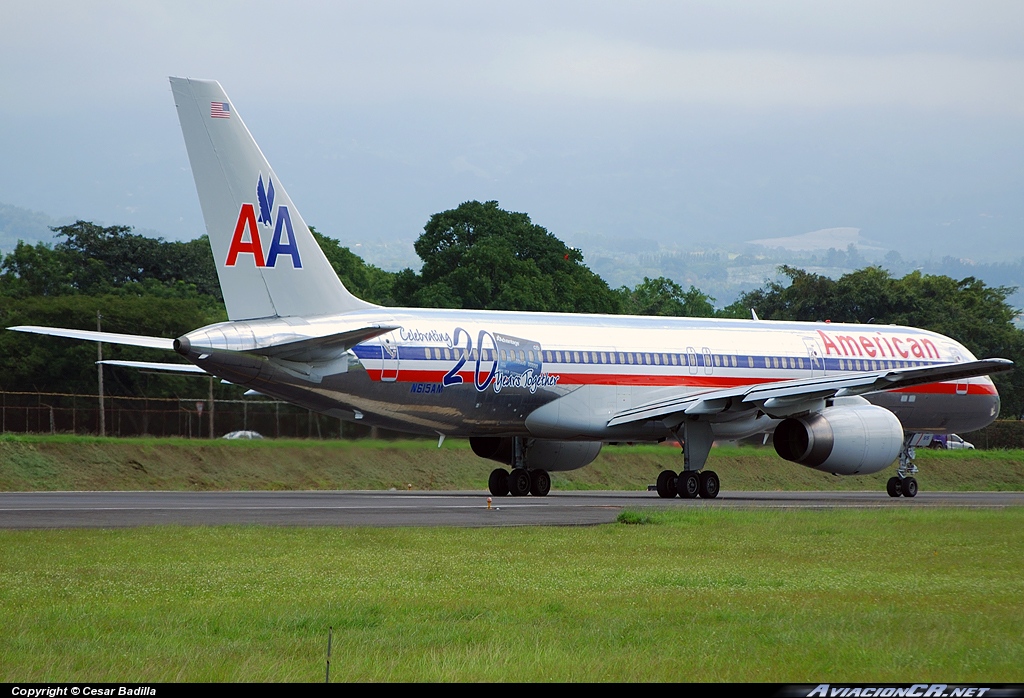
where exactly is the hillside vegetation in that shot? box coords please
[1,436,1022,492]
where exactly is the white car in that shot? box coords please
[222,430,264,440]
[946,434,975,450]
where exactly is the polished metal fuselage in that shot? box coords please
[177,308,1001,440]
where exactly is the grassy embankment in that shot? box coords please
[1,507,1022,681]
[2,433,1023,491]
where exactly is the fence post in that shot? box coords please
[208,377,215,439]
[97,311,105,437]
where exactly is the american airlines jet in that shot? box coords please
[10,78,1013,500]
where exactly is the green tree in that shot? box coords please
[396,200,622,313]
[732,265,1024,417]
[0,294,227,395]
[0,222,222,302]
[310,228,396,305]
[619,276,716,317]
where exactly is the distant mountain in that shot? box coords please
[0,202,62,253]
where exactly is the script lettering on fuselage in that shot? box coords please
[404,327,562,393]
[400,328,453,345]
[817,329,940,360]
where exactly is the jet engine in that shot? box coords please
[470,437,602,472]
[773,404,903,475]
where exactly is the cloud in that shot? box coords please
[497,36,1024,113]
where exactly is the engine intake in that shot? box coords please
[774,404,903,475]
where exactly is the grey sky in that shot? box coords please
[2,1,1023,267]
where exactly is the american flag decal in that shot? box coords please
[210,102,231,119]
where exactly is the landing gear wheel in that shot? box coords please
[886,476,903,498]
[902,476,918,498]
[656,470,678,499]
[698,471,720,499]
[508,468,531,497]
[488,468,509,497]
[529,469,551,497]
[678,471,700,499]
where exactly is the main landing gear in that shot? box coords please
[486,436,551,497]
[656,418,721,499]
[656,469,720,499]
[887,434,920,498]
[488,467,550,497]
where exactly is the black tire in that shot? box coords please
[488,468,509,497]
[678,471,699,499]
[529,469,551,497]
[902,476,918,498]
[508,468,531,497]
[656,470,678,499]
[886,476,902,498]
[698,470,720,499]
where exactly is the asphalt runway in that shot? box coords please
[1,489,1022,529]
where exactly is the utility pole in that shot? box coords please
[97,310,105,437]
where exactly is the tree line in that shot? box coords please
[1,201,1020,416]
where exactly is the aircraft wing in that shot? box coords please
[607,358,1014,427]
[8,326,175,350]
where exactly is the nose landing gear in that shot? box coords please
[887,435,920,498]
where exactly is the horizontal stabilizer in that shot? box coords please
[98,360,207,374]
[178,325,397,362]
[8,326,174,350]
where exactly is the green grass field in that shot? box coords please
[2,434,1024,492]
[2,508,1023,682]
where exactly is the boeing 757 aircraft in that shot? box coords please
[10,78,1014,499]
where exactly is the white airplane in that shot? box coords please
[10,78,1013,500]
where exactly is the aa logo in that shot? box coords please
[225,174,303,268]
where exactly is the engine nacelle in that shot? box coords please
[773,404,903,475]
[469,437,602,472]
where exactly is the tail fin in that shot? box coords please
[169,77,375,320]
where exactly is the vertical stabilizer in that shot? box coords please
[170,77,375,320]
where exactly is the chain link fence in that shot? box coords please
[0,391,376,439]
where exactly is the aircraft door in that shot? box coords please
[686,346,698,375]
[702,347,713,375]
[803,336,825,377]
[379,331,400,382]
[947,345,967,395]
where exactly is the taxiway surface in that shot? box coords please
[1,490,1022,528]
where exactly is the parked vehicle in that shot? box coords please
[928,433,975,449]
[223,430,264,440]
